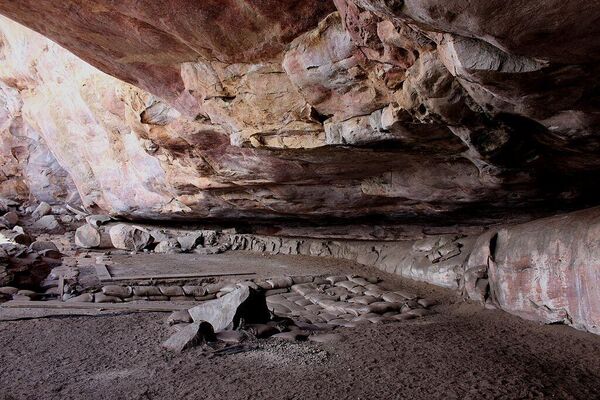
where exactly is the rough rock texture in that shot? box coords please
[1,1,600,335]
[220,207,600,335]
[0,2,598,222]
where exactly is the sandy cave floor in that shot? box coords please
[2,255,600,400]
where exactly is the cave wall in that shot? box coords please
[1,1,599,222]
[225,207,600,335]
[0,1,600,333]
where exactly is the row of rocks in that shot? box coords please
[162,280,437,352]
[75,219,229,254]
[266,277,436,326]
[61,274,327,303]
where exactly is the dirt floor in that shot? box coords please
[2,257,600,400]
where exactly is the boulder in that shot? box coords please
[109,224,152,251]
[75,224,112,248]
[161,321,215,352]
[189,286,271,332]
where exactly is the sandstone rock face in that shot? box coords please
[0,2,600,335]
[490,209,600,334]
[0,2,598,222]
[224,206,600,334]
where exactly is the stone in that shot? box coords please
[245,324,279,338]
[381,292,406,303]
[32,202,51,219]
[60,215,74,224]
[109,224,152,251]
[102,285,132,298]
[0,286,19,295]
[2,212,18,227]
[158,285,184,297]
[33,215,63,233]
[95,292,123,303]
[189,287,271,332]
[267,276,294,289]
[182,286,207,297]
[167,310,193,326]
[132,286,162,297]
[154,239,181,254]
[74,224,111,249]
[29,241,59,253]
[161,322,215,353]
[85,214,112,227]
[176,233,203,252]
[418,299,438,308]
[66,293,95,302]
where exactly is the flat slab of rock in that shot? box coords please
[161,321,215,353]
[189,286,270,332]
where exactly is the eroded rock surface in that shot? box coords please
[0,2,598,222]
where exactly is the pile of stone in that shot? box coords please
[264,275,437,326]
[0,200,77,301]
[157,275,438,352]
[161,276,436,353]
[0,240,63,301]
[75,219,230,254]
[61,274,438,326]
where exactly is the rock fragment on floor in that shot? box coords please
[161,321,215,353]
[189,286,270,332]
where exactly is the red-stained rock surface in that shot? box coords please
[490,208,600,335]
